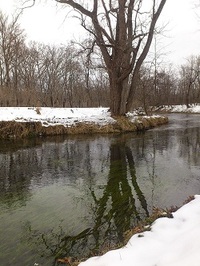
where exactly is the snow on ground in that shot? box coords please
[157,104,200,113]
[0,107,162,126]
[79,195,200,266]
[0,105,200,127]
[0,107,115,126]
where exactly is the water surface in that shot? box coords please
[0,114,200,265]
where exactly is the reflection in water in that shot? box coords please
[20,138,149,263]
[91,140,149,249]
[0,114,200,265]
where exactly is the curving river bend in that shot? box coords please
[0,114,200,266]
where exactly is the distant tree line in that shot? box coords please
[0,11,109,107]
[1,11,200,112]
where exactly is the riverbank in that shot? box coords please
[77,195,200,266]
[0,107,168,139]
[153,104,200,113]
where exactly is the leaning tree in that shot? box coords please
[29,0,167,115]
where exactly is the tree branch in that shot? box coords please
[134,0,167,75]
[101,0,115,41]
[55,0,92,17]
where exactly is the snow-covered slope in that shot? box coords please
[79,195,200,266]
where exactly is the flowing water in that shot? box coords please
[0,114,200,266]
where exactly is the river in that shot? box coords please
[0,113,200,266]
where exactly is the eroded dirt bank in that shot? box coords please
[0,116,168,139]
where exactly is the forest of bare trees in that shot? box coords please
[1,10,200,113]
[0,11,110,108]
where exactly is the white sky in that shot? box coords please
[0,0,199,66]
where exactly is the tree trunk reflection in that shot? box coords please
[22,139,149,262]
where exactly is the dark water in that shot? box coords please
[0,114,200,266]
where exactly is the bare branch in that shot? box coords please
[22,0,35,9]
[135,0,167,73]
[55,0,92,17]
[101,0,115,41]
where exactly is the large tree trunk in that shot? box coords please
[109,73,129,116]
[120,77,129,115]
[126,71,139,112]
[109,76,122,116]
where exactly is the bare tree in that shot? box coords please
[0,11,26,105]
[135,66,154,115]
[0,12,23,87]
[179,56,200,108]
[52,0,167,115]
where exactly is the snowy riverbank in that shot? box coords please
[0,105,200,125]
[0,106,163,126]
[1,105,200,126]
[79,195,200,266]
[0,107,168,138]
[155,104,200,113]
[0,107,115,126]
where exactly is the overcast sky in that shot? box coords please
[0,0,199,66]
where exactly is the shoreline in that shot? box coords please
[57,196,195,266]
[0,115,168,139]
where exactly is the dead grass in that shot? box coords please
[0,116,168,139]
